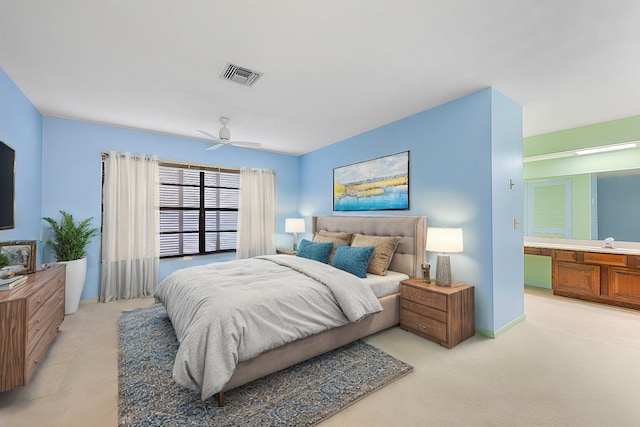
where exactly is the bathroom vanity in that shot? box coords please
[525,238,640,311]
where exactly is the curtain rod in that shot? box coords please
[101,151,240,173]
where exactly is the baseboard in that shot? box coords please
[80,298,99,304]
[524,280,551,289]
[475,314,526,339]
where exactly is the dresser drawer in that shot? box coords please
[400,285,447,311]
[401,298,447,323]
[27,286,64,353]
[26,273,64,316]
[26,315,62,383]
[401,309,447,342]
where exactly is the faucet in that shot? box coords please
[603,237,615,249]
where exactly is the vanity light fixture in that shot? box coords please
[524,141,639,163]
[575,142,637,156]
[285,218,305,251]
[426,227,464,287]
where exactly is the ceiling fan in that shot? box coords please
[197,117,261,150]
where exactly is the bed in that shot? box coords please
[155,215,426,406]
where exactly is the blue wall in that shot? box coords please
[3,66,525,335]
[0,68,43,257]
[41,117,299,300]
[299,88,523,334]
[489,90,524,332]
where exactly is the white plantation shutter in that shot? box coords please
[159,164,239,257]
[526,179,572,238]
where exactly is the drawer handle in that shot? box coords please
[34,359,39,365]
[420,325,426,330]
[37,299,42,304]
[36,319,41,323]
[36,327,41,331]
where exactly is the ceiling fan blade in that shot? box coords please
[196,129,221,142]
[206,143,225,151]
[230,141,261,149]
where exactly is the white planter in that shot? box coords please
[58,257,87,315]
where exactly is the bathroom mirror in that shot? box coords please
[524,168,640,243]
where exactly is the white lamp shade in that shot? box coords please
[426,227,464,253]
[285,218,305,233]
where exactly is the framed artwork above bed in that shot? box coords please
[333,151,409,211]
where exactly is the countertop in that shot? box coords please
[524,237,640,255]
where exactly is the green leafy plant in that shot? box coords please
[0,252,9,269]
[42,211,99,262]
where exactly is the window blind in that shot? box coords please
[159,164,239,258]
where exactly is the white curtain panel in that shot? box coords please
[236,167,277,259]
[100,151,159,302]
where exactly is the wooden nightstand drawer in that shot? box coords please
[401,299,447,323]
[401,309,447,342]
[400,284,446,311]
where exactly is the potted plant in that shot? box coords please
[43,211,98,314]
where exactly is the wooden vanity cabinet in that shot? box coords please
[553,261,600,297]
[551,249,640,310]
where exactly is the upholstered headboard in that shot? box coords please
[312,216,427,278]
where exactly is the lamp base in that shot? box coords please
[292,232,298,252]
[435,254,452,287]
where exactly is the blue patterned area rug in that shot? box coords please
[119,304,413,426]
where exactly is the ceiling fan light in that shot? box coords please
[219,127,231,141]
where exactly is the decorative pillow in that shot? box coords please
[313,230,353,263]
[296,239,334,264]
[331,244,375,278]
[351,234,400,276]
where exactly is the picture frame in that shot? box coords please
[333,151,410,211]
[0,240,37,277]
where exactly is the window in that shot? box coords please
[524,179,572,238]
[159,163,239,258]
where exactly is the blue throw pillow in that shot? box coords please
[331,244,375,278]
[296,239,334,263]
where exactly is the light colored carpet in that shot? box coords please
[1,287,639,426]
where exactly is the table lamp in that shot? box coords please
[285,218,305,251]
[426,227,463,287]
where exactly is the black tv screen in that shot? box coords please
[0,140,15,230]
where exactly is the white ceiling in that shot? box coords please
[1,1,639,156]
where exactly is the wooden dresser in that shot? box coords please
[400,278,475,349]
[0,264,65,392]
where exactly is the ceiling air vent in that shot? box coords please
[220,63,263,87]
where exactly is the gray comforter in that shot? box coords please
[155,255,383,400]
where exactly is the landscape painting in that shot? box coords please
[333,151,409,211]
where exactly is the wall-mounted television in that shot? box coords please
[0,140,15,230]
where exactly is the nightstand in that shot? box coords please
[400,278,475,349]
